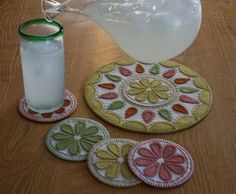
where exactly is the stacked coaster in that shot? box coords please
[87,138,141,187]
[87,138,194,188]
[46,119,194,188]
[128,139,194,188]
[18,90,77,123]
[84,59,213,133]
[46,118,110,161]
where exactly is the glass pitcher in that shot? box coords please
[41,0,201,63]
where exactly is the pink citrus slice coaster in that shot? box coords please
[18,90,77,123]
[128,139,194,188]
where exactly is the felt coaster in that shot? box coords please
[46,118,110,161]
[128,139,194,188]
[87,138,141,187]
[84,59,213,133]
[18,90,77,123]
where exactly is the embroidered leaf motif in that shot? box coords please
[174,78,190,84]
[179,66,198,77]
[96,149,117,159]
[95,160,116,169]
[162,69,177,78]
[179,86,199,93]
[98,63,116,73]
[119,66,132,76]
[158,109,172,121]
[142,110,155,124]
[99,92,118,100]
[179,95,200,104]
[107,143,120,157]
[125,107,138,118]
[136,64,145,73]
[121,163,134,179]
[98,83,116,89]
[172,104,188,114]
[149,65,160,74]
[106,163,121,178]
[129,82,145,89]
[105,74,121,82]
[68,141,80,155]
[159,61,180,68]
[61,124,74,135]
[193,77,208,90]
[107,100,125,110]
[52,132,72,141]
[199,91,211,105]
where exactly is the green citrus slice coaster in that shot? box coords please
[87,138,141,187]
[84,60,213,133]
[46,118,110,161]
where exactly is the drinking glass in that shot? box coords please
[19,18,65,113]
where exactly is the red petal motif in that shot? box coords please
[144,163,159,177]
[180,95,200,104]
[150,142,162,158]
[55,107,65,114]
[142,110,155,124]
[174,78,190,84]
[159,164,172,181]
[172,104,189,114]
[98,83,116,89]
[125,107,138,118]
[98,92,118,99]
[28,109,37,114]
[165,155,185,164]
[138,147,157,158]
[41,112,53,118]
[119,66,132,76]
[134,158,155,166]
[162,145,176,159]
[165,163,186,175]
[136,64,145,73]
[162,69,177,78]
[63,99,71,106]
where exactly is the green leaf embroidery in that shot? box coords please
[149,64,160,74]
[193,77,208,90]
[80,139,94,152]
[52,132,72,141]
[68,141,80,155]
[105,74,121,82]
[179,86,199,93]
[107,101,125,110]
[158,109,172,121]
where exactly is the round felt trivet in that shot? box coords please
[84,59,213,133]
[128,138,194,188]
[18,90,77,123]
[46,118,110,161]
[87,138,141,187]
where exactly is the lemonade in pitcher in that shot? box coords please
[42,0,201,63]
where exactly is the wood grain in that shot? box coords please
[0,0,235,193]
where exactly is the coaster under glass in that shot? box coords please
[18,90,77,123]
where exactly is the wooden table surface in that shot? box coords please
[0,0,236,193]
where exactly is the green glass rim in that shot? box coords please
[18,18,63,41]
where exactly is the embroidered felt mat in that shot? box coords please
[87,138,141,187]
[46,118,110,161]
[18,90,77,123]
[84,59,213,133]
